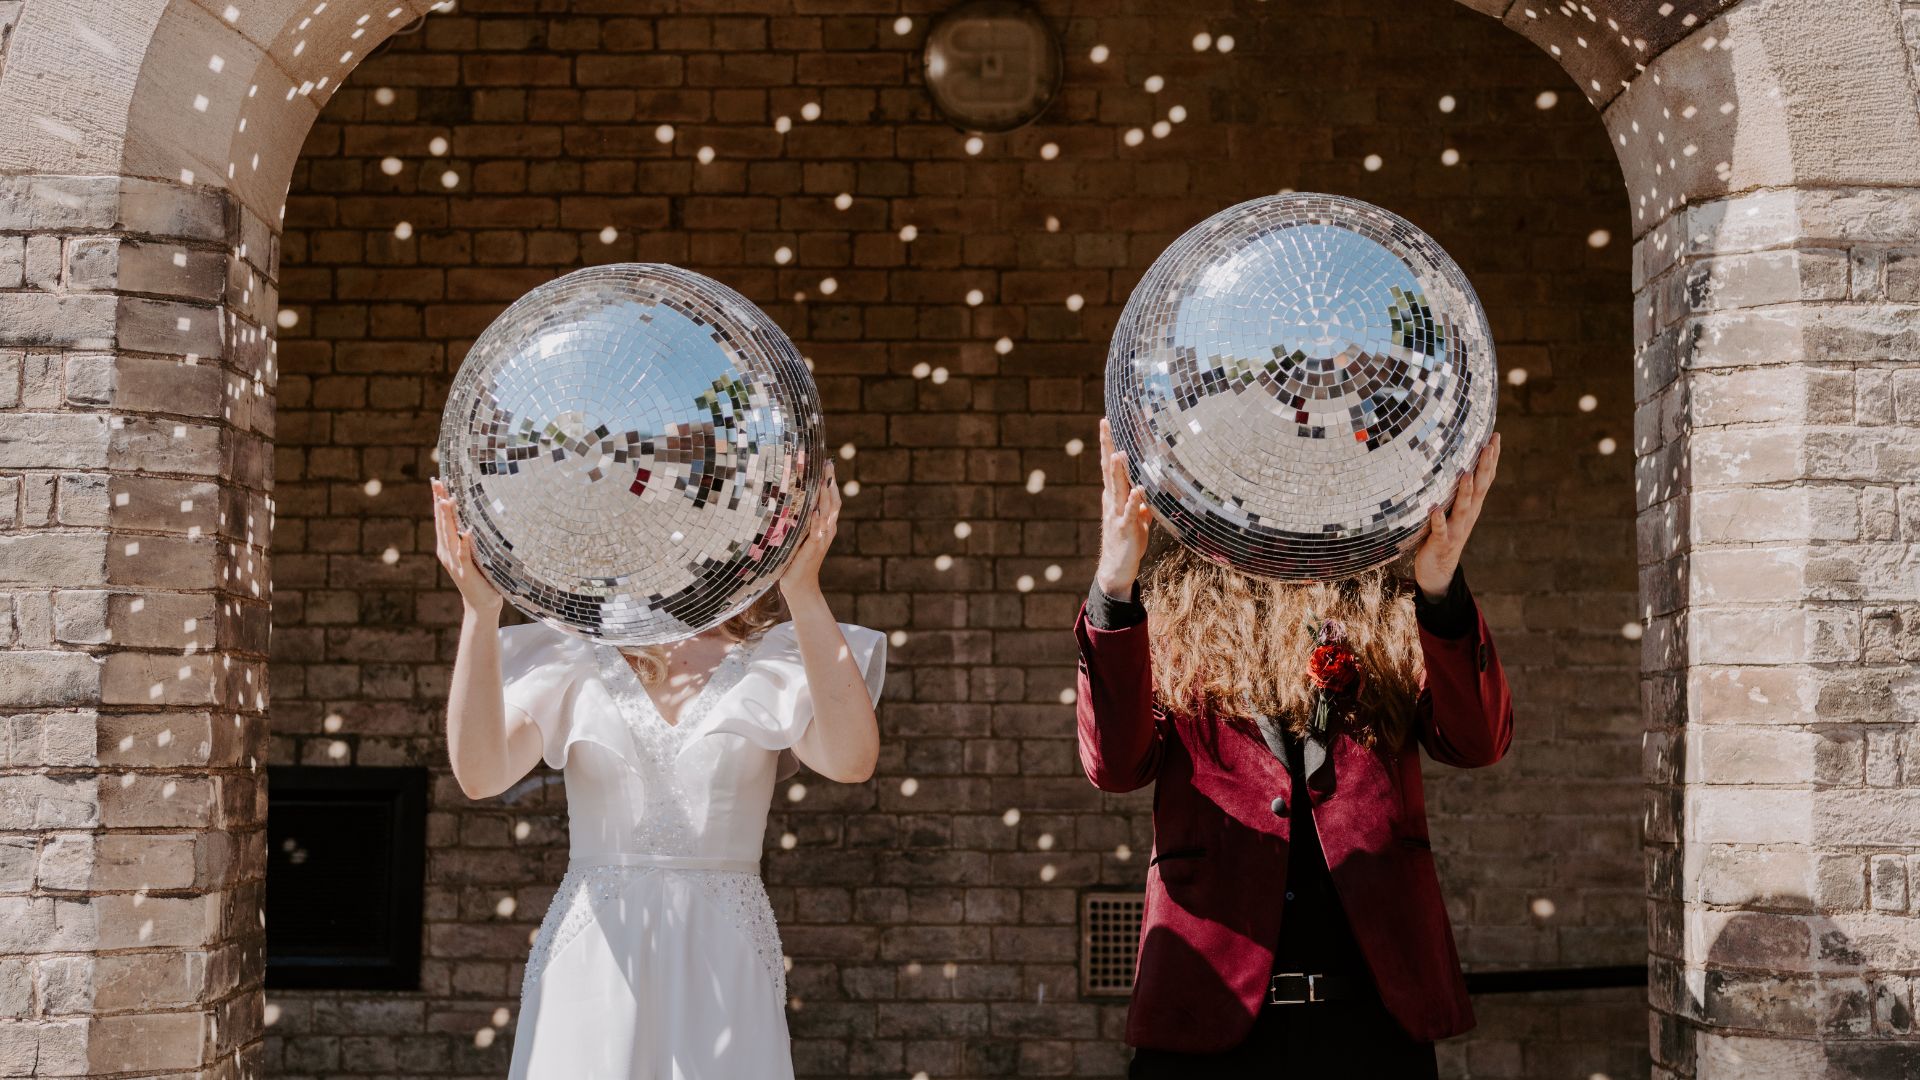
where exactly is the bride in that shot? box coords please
[430,468,884,1079]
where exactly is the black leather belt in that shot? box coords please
[1266,972,1368,1005]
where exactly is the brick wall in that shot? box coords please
[265,0,1643,1075]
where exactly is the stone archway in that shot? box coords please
[1,0,1915,1075]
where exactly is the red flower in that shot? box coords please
[1308,644,1363,698]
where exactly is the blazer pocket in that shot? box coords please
[1149,846,1206,866]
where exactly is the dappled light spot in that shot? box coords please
[323,713,343,734]
[1598,437,1617,455]
[1537,90,1559,110]
[1123,128,1144,147]
[474,1028,495,1048]
[1058,688,1075,705]
[894,16,913,34]
[779,832,796,850]
[964,136,984,155]
[1003,808,1021,826]
[818,277,838,295]
[1016,575,1034,592]
[1115,844,1132,861]
[1507,368,1528,387]
[1438,95,1456,113]
[1066,294,1084,312]
[1363,154,1383,172]
[931,367,948,384]
[495,897,516,917]
[953,522,972,539]
[1026,470,1045,494]
[1588,229,1611,248]
[429,136,448,156]
[834,192,852,210]
[1039,864,1057,882]
[889,630,907,647]
[912,362,931,379]
[995,337,1013,355]
[900,778,918,796]
[381,547,400,565]
[277,309,299,329]
[899,225,918,242]
[696,146,715,165]
[965,289,984,306]
[1621,622,1644,641]
[1065,438,1084,456]
[1192,32,1211,51]
[599,226,618,244]
[775,116,792,133]
[1041,142,1059,160]
[774,246,792,265]
[801,103,821,122]
[1579,394,1598,412]
[842,480,860,496]
[786,783,806,803]
[381,156,404,175]
[654,124,674,144]
[1043,565,1061,582]
[364,478,383,496]
[1441,149,1460,166]
[1037,833,1054,851]
[374,87,395,106]
[1531,897,1555,919]
[1215,35,1234,53]
[514,821,531,840]
[1090,44,1109,63]
[1144,75,1164,93]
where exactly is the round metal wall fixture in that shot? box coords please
[922,0,1063,133]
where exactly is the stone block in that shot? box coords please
[0,293,115,349]
[1686,787,1814,846]
[0,413,109,469]
[0,534,107,587]
[100,652,218,706]
[1686,727,1819,785]
[1817,790,1920,848]
[85,1009,209,1073]
[91,951,206,1012]
[0,176,119,232]
[35,832,92,891]
[50,591,108,645]
[106,417,222,476]
[0,651,100,709]
[115,297,225,360]
[54,474,110,528]
[0,840,32,894]
[1869,855,1910,911]
[95,712,217,769]
[23,234,60,289]
[0,237,22,288]
[0,960,28,1018]
[116,179,231,244]
[97,774,212,829]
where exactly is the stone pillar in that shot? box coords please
[0,174,276,1077]
[1636,186,1920,1077]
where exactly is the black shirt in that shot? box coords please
[1083,567,1477,978]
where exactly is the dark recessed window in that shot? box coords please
[266,766,427,990]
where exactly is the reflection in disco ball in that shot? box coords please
[1106,193,1497,582]
[438,264,822,645]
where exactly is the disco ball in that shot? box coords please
[1106,193,1497,582]
[437,264,823,645]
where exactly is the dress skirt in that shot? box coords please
[508,860,793,1080]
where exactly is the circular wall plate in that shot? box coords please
[922,0,1063,133]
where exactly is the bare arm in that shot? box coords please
[782,470,881,784]
[433,479,545,799]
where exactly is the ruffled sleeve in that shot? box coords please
[709,621,887,755]
[498,620,595,769]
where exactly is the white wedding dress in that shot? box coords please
[497,618,886,1080]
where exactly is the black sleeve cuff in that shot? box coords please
[1413,566,1476,640]
[1085,579,1146,631]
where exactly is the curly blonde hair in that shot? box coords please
[1141,541,1425,751]
[623,589,787,686]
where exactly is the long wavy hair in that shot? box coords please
[1141,539,1425,751]
[622,589,787,686]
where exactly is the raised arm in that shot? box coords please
[1407,435,1513,769]
[432,480,545,799]
[785,468,883,784]
[1075,419,1165,793]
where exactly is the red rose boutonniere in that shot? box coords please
[1305,618,1365,736]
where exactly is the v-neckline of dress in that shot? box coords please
[600,638,755,735]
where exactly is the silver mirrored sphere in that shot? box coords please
[1106,193,1497,581]
[438,264,823,644]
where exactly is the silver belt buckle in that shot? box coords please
[1268,972,1320,1005]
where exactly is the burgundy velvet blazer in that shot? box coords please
[1074,598,1514,1053]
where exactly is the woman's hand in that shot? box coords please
[431,478,504,616]
[779,463,839,602]
[1095,418,1153,598]
[1414,433,1501,602]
